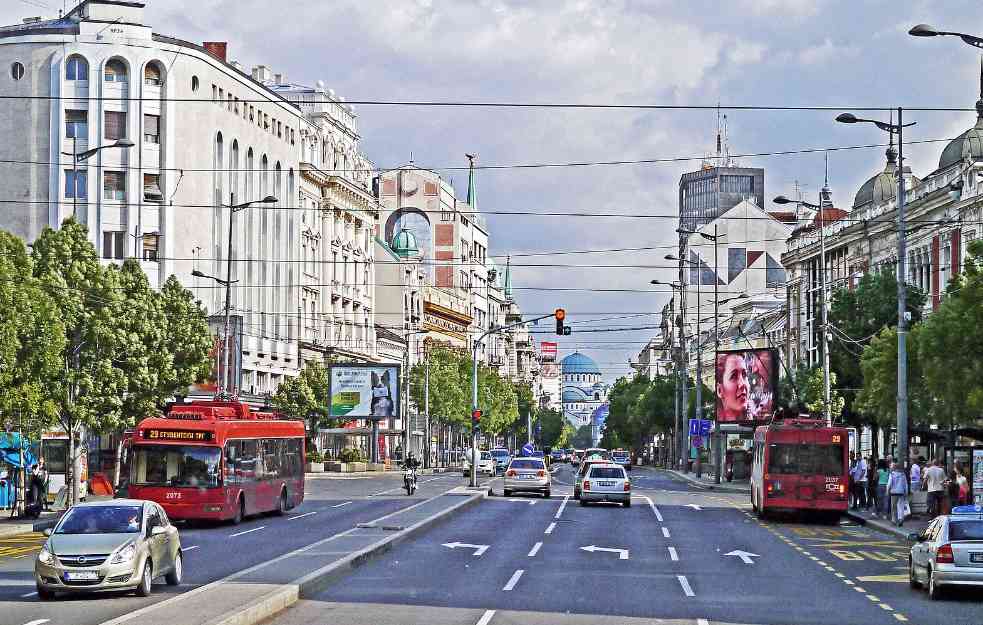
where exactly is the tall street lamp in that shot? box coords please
[836,111,916,467]
[775,193,834,426]
[651,279,686,472]
[908,24,983,48]
[61,138,135,219]
[198,194,277,398]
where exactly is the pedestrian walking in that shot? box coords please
[848,453,857,508]
[957,470,970,506]
[909,456,922,493]
[876,459,890,518]
[866,455,877,512]
[887,462,909,527]
[923,459,946,518]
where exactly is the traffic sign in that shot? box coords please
[688,419,711,437]
[691,435,704,448]
[521,442,535,456]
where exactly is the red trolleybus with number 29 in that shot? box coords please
[128,400,305,524]
[750,419,849,520]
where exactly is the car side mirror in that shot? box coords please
[42,528,52,537]
[151,525,167,536]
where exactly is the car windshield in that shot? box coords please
[490,450,509,458]
[510,459,544,470]
[56,505,142,534]
[590,467,625,479]
[949,520,983,541]
[612,452,628,459]
[480,452,492,460]
[130,444,222,487]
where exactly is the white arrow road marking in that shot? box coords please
[580,545,629,560]
[507,498,537,505]
[442,542,490,556]
[24,620,50,625]
[668,546,679,561]
[230,526,266,538]
[502,569,524,591]
[686,504,702,511]
[677,575,695,597]
[724,550,759,564]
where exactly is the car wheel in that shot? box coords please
[908,558,921,589]
[231,496,245,525]
[751,490,758,513]
[544,490,551,499]
[276,489,287,516]
[135,560,153,597]
[623,498,632,508]
[504,489,512,497]
[166,553,183,586]
[36,585,55,601]
[928,568,943,600]
[579,498,588,507]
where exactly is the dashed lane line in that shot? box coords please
[502,569,524,591]
[288,511,318,520]
[527,542,542,557]
[668,546,679,561]
[332,501,353,508]
[230,526,265,538]
[544,522,556,535]
[476,610,496,625]
[676,574,695,597]
[662,527,671,538]
[181,545,199,552]
[555,495,570,519]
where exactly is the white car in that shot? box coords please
[463,450,495,477]
[579,462,631,507]
[503,457,551,498]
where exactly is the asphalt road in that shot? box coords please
[0,469,478,625]
[265,464,983,625]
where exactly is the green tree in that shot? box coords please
[273,360,337,449]
[829,271,926,425]
[0,231,65,433]
[857,325,930,430]
[798,365,845,418]
[408,347,469,429]
[601,375,651,450]
[535,407,565,448]
[158,275,213,392]
[571,424,594,449]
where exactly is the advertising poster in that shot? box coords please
[714,348,778,423]
[329,364,401,419]
[540,341,558,362]
[974,449,983,505]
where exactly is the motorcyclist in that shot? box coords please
[403,452,421,471]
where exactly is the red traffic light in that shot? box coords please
[554,308,565,321]
[471,409,482,422]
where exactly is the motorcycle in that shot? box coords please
[403,467,418,495]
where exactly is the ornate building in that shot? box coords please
[560,352,609,429]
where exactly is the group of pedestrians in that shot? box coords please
[849,453,974,527]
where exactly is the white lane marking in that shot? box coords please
[662,527,671,538]
[288,511,318,520]
[527,541,543,557]
[635,494,664,521]
[502,569,524,591]
[555,495,570,519]
[668,546,679,561]
[544,522,556,534]
[24,620,50,625]
[698,620,710,625]
[181,546,199,552]
[230,525,266,537]
[20,591,39,598]
[476,610,496,625]
[677,574,695,597]
[331,501,353,508]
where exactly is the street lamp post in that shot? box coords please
[61,138,135,220]
[775,193,833,425]
[195,193,277,398]
[836,110,915,467]
[652,277,690,474]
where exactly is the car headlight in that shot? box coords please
[111,543,136,564]
[38,546,55,565]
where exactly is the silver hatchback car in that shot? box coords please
[908,510,983,599]
[35,499,183,599]
[579,462,631,507]
[503,457,551,498]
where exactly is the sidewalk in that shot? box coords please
[0,508,61,538]
[664,468,751,494]
[846,506,931,540]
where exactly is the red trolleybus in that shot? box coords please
[750,419,849,520]
[128,400,305,524]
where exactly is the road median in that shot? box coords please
[98,488,487,625]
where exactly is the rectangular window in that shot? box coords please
[212,84,217,102]
[104,171,126,201]
[142,233,158,261]
[65,109,88,139]
[104,110,126,140]
[767,443,844,476]
[249,106,255,122]
[143,114,160,144]
[143,173,163,202]
[64,169,87,199]
[102,230,125,259]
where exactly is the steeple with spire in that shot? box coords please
[504,255,513,301]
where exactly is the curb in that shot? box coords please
[846,510,919,540]
[0,515,60,539]
[663,469,750,494]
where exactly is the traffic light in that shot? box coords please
[471,409,482,428]
[555,308,565,335]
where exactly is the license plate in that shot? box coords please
[65,570,99,581]
[598,481,615,487]
[519,475,535,480]
[971,553,983,563]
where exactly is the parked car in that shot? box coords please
[489,448,512,475]
[35,499,182,599]
[463,450,496,477]
[503,457,551,498]
[909,509,983,599]
[579,463,631,507]
[611,450,632,472]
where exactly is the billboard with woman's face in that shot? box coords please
[715,349,777,423]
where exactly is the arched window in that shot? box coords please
[104,59,127,83]
[246,148,254,200]
[144,62,162,86]
[230,140,240,203]
[214,132,224,282]
[66,55,88,81]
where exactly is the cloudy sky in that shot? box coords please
[5,0,982,381]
